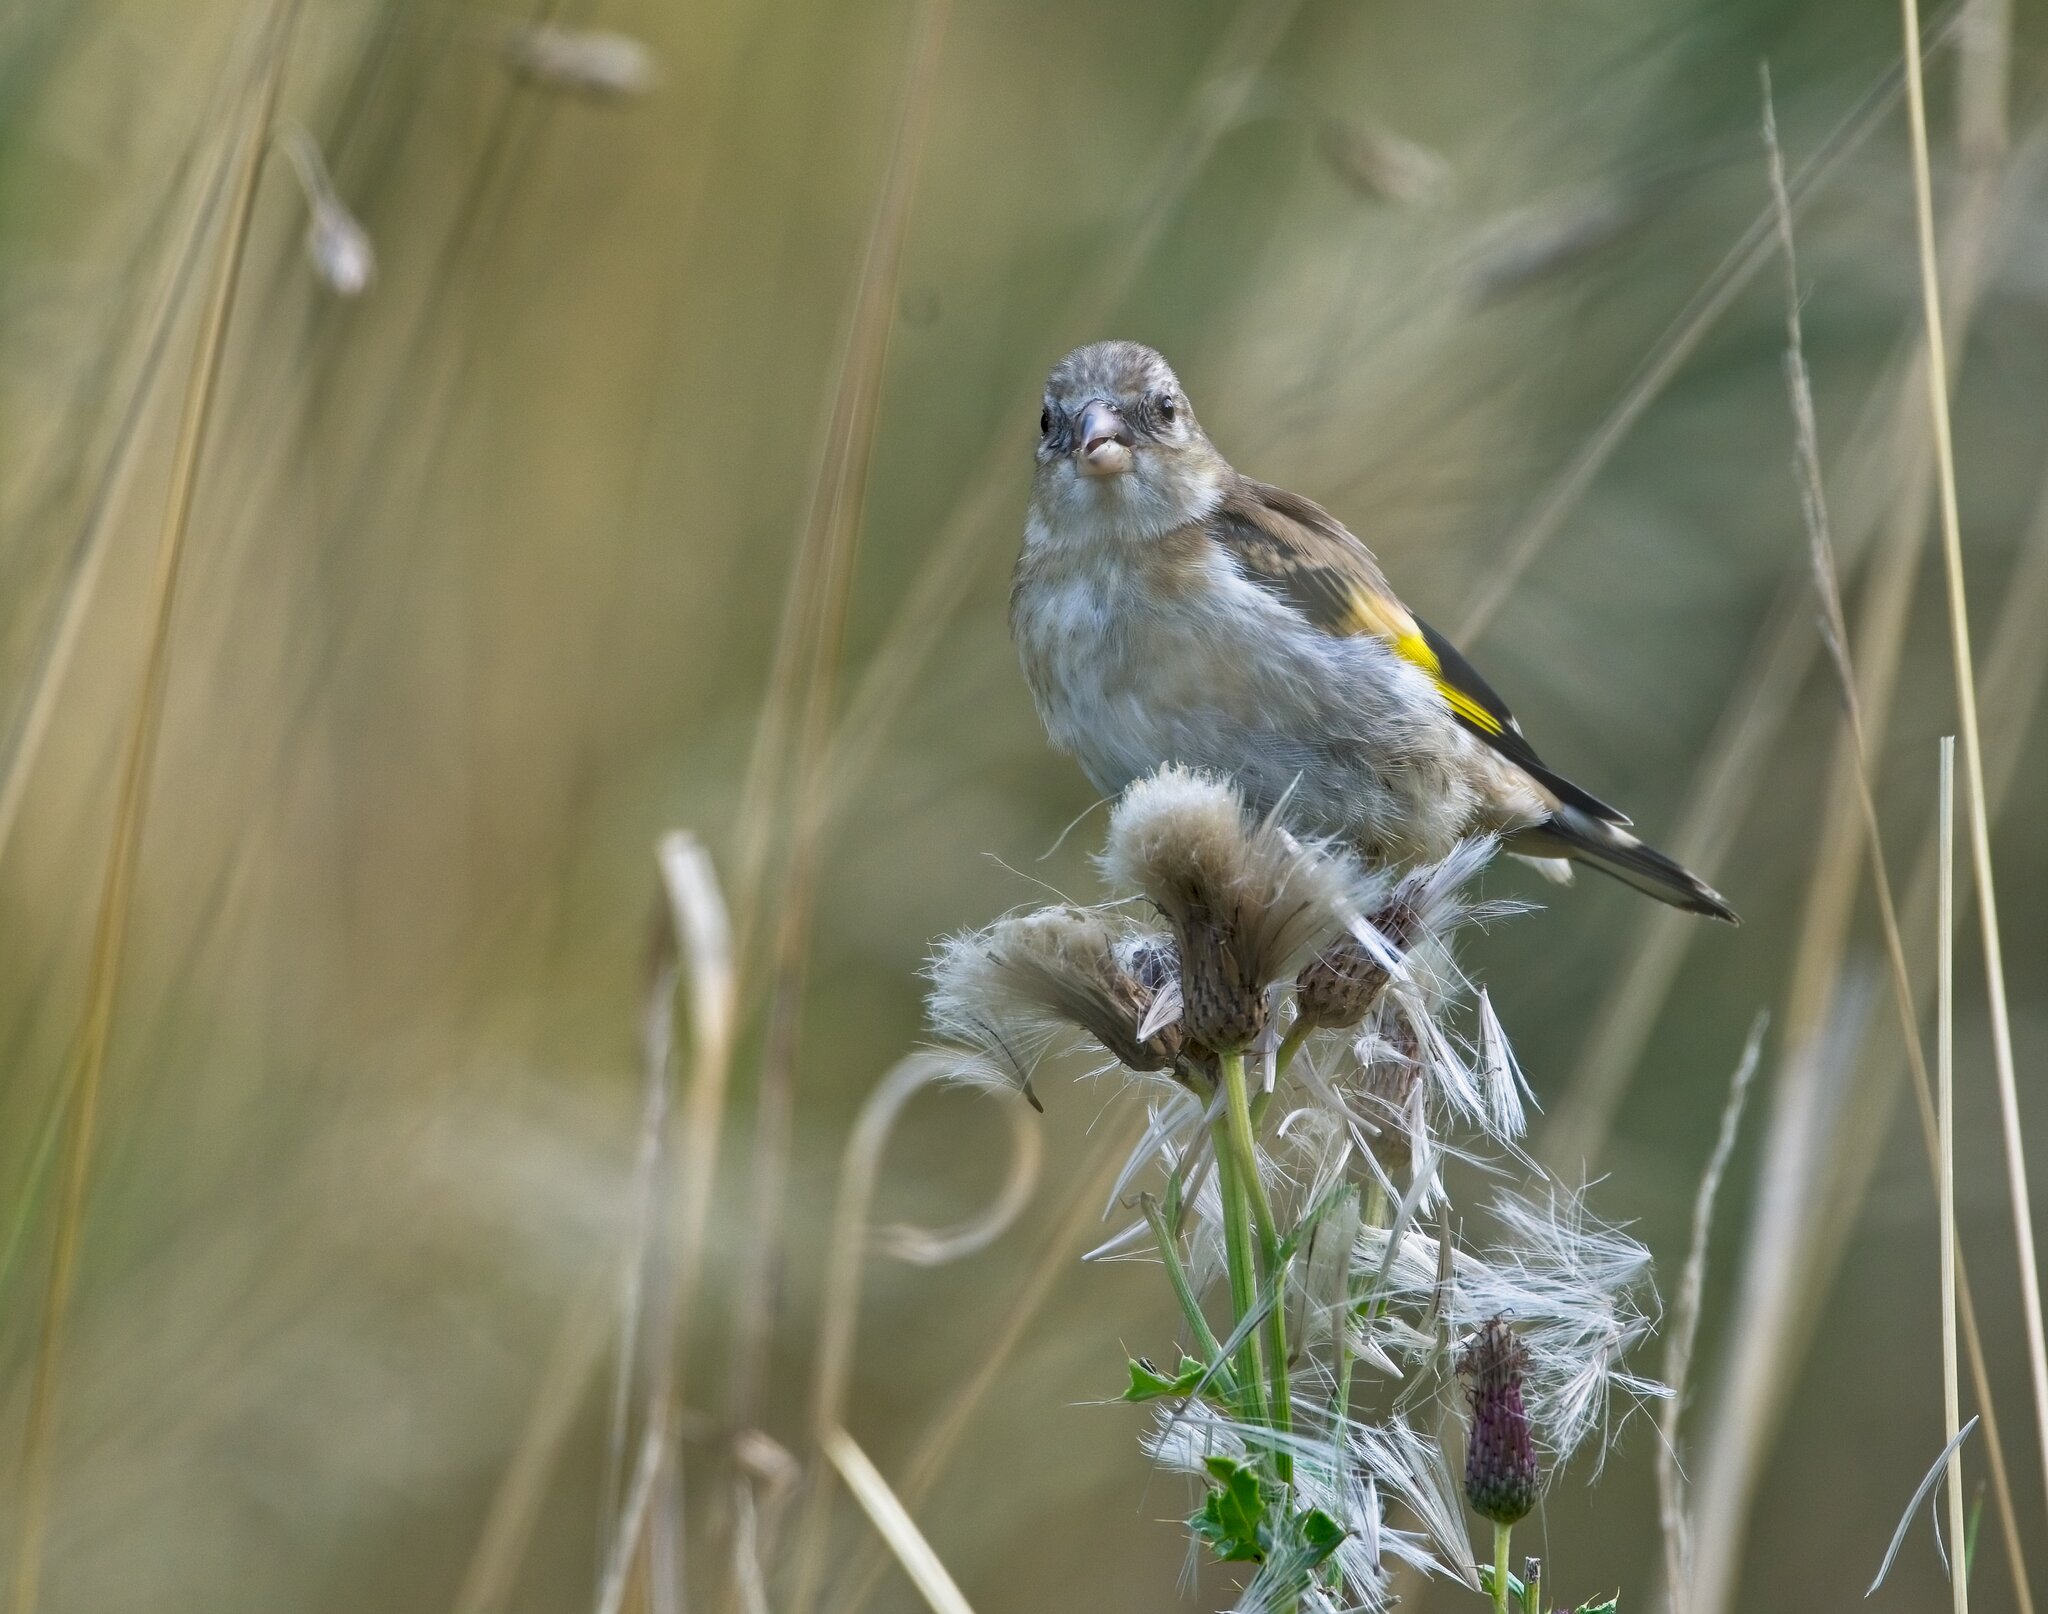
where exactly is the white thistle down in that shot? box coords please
[916,764,1661,1609]
[1102,765,1385,1050]
[926,906,1185,1099]
[1350,1185,1661,1461]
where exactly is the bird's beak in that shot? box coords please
[1075,399,1135,477]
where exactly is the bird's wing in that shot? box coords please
[1208,479,1629,826]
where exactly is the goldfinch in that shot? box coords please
[1009,340,1736,922]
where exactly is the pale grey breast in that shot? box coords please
[1013,518,1501,859]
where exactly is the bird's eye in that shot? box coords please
[1157,393,1178,422]
[1039,406,1052,435]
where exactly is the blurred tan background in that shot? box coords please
[4,0,2048,1610]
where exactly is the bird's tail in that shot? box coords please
[1510,807,1738,923]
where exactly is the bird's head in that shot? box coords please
[1031,341,1230,541]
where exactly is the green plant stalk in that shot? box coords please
[1140,1194,1238,1400]
[1210,1132,1270,1429]
[1332,1280,1357,1443]
[1493,1522,1514,1614]
[1220,1051,1281,1261]
[1219,1049,1294,1483]
[1275,1016,1313,1076]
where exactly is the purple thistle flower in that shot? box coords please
[1460,1315,1540,1525]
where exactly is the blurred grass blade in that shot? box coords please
[723,0,951,1478]
[834,1111,1142,1614]
[0,108,242,872]
[9,5,302,1611]
[657,829,738,1414]
[788,1053,1038,1614]
[594,1402,674,1614]
[452,1271,616,1614]
[1454,0,1965,646]
[822,1428,979,1614]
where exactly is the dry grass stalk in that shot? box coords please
[1689,971,1873,1614]
[1688,13,2023,1606]
[599,911,682,1597]
[601,835,735,1613]
[1938,737,1967,1614]
[1657,1016,1765,1614]
[822,1428,980,1614]
[832,1110,1143,1614]
[451,1269,617,1614]
[721,0,952,1470]
[464,833,728,1614]
[1781,448,2048,1614]
[1899,0,2048,1522]
[1762,81,2031,1604]
[786,1053,1040,1614]
[1542,16,2021,1174]
[8,7,303,1610]
[595,1402,676,1614]
[656,831,739,1433]
[0,98,245,874]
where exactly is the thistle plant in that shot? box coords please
[926,766,1658,1613]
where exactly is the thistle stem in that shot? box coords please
[1275,1015,1313,1076]
[1219,1050,1281,1262]
[1220,1049,1294,1483]
[1210,1126,1270,1428]
[1492,1521,1513,1614]
[1139,1194,1238,1399]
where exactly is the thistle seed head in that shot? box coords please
[926,906,1185,1088]
[1296,916,1403,1031]
[1459,1315,1540,1525]
[1102,766,1362,1053]
[1355,1020,1424,1176]
[1295,838,1503,1033]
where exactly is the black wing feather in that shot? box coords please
[1415,618,1630,826]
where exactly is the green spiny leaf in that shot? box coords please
[1121,1354,1210,1403]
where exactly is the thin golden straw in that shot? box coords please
[451,1271,616,1614]
[1938,737,1966,1614]
[1899,0,2048,1524]
[1764,77,2028,1601]
[822,1428,979,1614]
[9,5,302,1610]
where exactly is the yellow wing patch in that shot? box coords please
[1342,588,1506,736]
